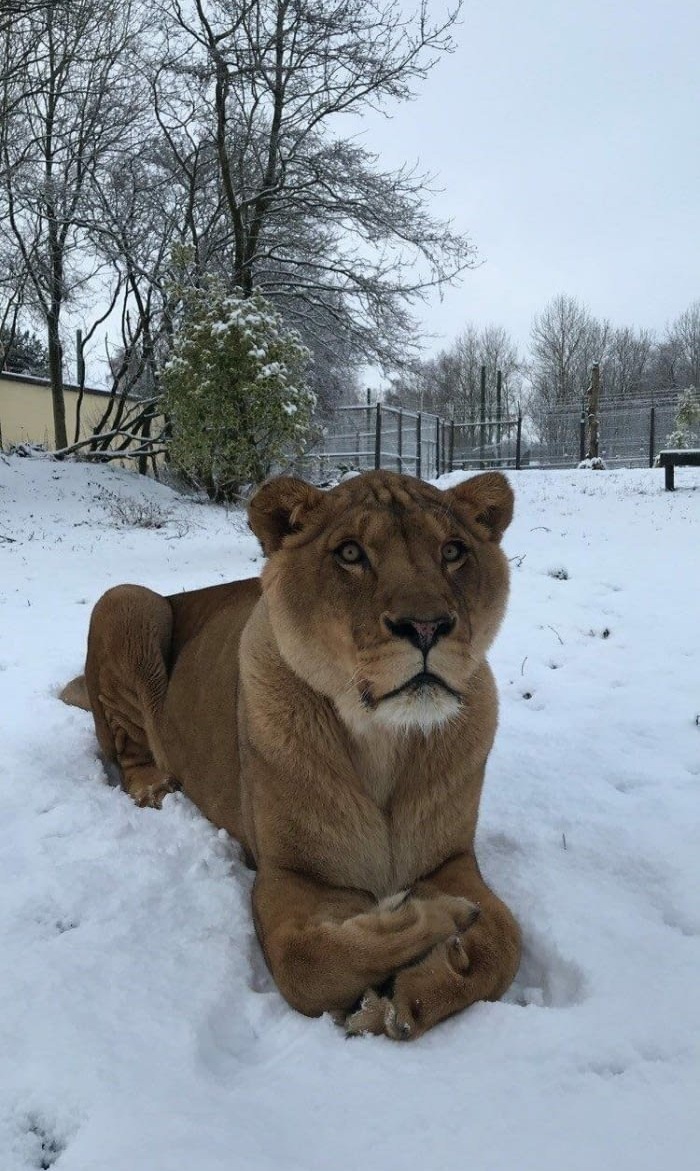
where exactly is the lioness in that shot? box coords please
[61,469,521,1039]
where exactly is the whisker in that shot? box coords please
[341,666,363,695]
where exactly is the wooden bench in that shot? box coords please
[657,449,700,490]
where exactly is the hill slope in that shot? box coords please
[0,455,698,1171]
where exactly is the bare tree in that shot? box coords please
[57,142,183,467]
[0,0,146,447]
[527,294,611,447]
[149,0,475,368]
[666,301,700,389]
[388,323,522,424]
[530,295,609,406]
[604,326,655,398]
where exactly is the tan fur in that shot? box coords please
[59,674,91,710]
[62,470,521,1039]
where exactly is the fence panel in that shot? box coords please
[288,389,699,480]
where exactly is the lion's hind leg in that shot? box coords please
[85,584,177,809]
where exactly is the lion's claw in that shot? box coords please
[345,990,392,1037]
[344,926,478,1041]
[446,933,471,973]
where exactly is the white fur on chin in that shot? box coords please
[372,687,462,734]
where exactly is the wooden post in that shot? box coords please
[648,406,655,468]
[416,413,422,478]
[586,363,600,459]
[138,411,152,478]
[479,364,487,467]
[374,402,382,470]
[579,398,586,463]
[397,409,403,473]
[73,329,87,445]
[76,329,85,386]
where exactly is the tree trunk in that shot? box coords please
[47,315,67,450]
[586,362,600,460]
[138,412,152,476]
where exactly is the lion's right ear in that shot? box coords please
[248,476,325,556]
[446,472,514,543]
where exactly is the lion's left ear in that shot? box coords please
[248,476,325,556]
[446,472,514,543]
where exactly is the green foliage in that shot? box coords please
[665,389,700,449]
[162,289,315,500]
[0,327,49,377]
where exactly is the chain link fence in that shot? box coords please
[293,403,522,481]
[290,389,699,480]
[531,390,700,469]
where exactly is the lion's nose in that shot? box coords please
[383,614,456,653]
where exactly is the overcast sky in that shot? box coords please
[360,0,700,359]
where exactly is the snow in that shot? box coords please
[1,454,699,1171]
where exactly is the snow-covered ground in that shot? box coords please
[1,454,698,1171]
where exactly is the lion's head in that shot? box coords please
[248,470,513,735]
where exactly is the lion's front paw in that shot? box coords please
[345,934,475,1041]
[345,989,412,1040]
[424,894,480,936]
[370,891,478,947]
[388,934,473,1039]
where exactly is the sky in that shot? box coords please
[359,0,700,358]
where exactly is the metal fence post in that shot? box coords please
[479,364,487,467]
[416,413,422,478]
[648,406,655,467]
[449,420,455,472]
[435,416,441,477]
[374,402,382,470]
[515,414,522,470]
[397,409,403,473]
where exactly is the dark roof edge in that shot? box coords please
[0,369,116,398]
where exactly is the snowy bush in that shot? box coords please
[162,288,316,500]
[664,388,700,450]
[99,488,174,531]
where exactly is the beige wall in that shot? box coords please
[0,372,124,449]
[0,372,120,450]
[0,373,164,472]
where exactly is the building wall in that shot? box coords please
[0,372,120,450]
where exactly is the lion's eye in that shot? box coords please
[442,540,467,564]
[336,540,365,565]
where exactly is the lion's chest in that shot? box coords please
[288,777,466,900]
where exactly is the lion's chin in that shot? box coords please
[372,680,462,735]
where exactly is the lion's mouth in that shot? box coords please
[361,672,461,710]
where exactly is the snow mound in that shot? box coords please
[1,457,698,1170]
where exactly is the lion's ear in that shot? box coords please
[248,476,324,555]
[446,472,514,543]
